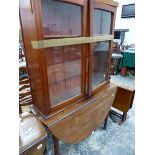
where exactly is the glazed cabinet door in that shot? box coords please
[32,0,87,114]
[20,0,118,116]
[88,0,117,95]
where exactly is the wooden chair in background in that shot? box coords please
[19,66,33,114]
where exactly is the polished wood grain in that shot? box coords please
[39,83,117,143]
[20,0,46,114]
[32,0,52,114]
[112,86,135,113]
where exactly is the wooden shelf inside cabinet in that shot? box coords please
[20,0,118,118]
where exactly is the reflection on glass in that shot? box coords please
[45,45,82,106]
[93,9,111,35]
[41,0,82,37]
[92,42,109,89]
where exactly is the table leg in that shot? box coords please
[52,135,59,155]
[118,112,127,125]
[103,113,109,130]
[109,110,128,125]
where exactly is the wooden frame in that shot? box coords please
[20,0,88,116]
[20,0,118,117]
[87,0,117,96]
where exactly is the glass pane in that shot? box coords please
[92,42,109,89]
[93,9,112,35]
[41,0,82,37]
[45,45,82,106]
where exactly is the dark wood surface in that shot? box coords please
[112,86,135,113]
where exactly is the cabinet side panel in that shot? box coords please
[19,0,45,114]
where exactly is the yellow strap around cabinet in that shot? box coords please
[31,35,114,49]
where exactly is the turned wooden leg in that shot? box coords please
[52,135,59,155]
[103,113,109,130]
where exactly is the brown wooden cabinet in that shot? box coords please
[20,0,118,118]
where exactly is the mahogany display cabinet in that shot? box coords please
[20,0,119,148]
[20,0,118,116]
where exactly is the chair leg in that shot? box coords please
[119,112,127,125]
[52,135,59,155]
[103,113,109,130]
[19,104,22,114]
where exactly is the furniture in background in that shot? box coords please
[110,53,123,75]
[19,112,47,155]
[110,81,135,125]
[119,49,135,76]
[19,66,33,114]
[20,0,118,154]
[113,29,129,49]
[19,43,25,63]
[111,29,129,75]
